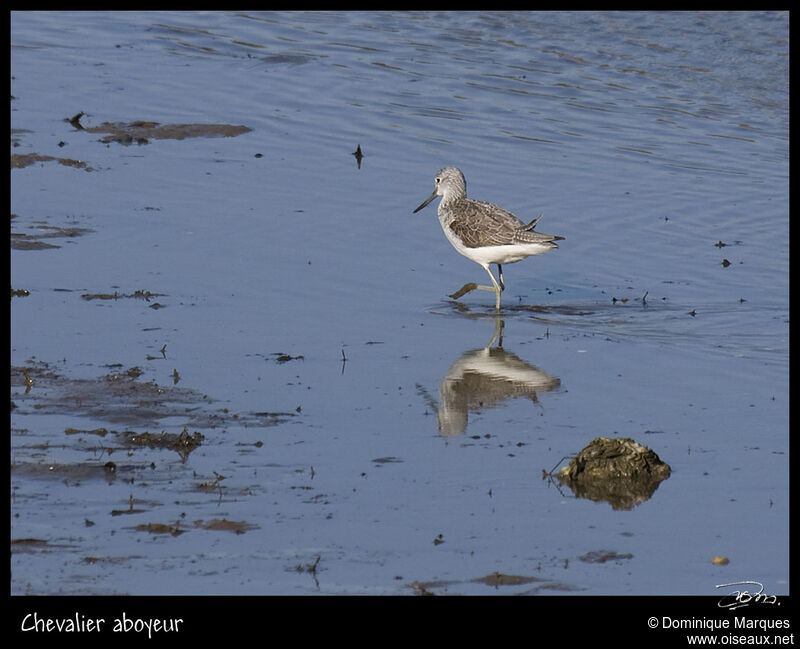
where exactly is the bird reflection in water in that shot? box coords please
[418,318,561,436]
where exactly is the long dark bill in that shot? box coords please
[413,190,438,213]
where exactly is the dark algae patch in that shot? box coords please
[193,518,258,534]
[64,111,252,143]
[579,550,634,564]
[81,289,166,302]
[472,572,542,587]
[132,522,186,537]
[11,361,298,430]
[11,152,94,171]
[11,213,94,250]
[123,427,205,461]
[85,120,252,145]
[408,570,578,595]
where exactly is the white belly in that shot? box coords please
[442,225,550,267]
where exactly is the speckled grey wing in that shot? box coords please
[449,199,562,249]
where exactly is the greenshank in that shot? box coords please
[413,167,563,310]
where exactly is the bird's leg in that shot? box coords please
[475,264,503,310]
[450,266,504,310]
[497,264,505,291]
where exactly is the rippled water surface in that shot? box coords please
[11,11,788,600]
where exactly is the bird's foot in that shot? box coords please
[449,282,479,300]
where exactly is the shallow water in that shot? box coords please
[11,11,788,597]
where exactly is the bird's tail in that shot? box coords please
[520,214,564,242]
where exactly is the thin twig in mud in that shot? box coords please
[543,455,573,478]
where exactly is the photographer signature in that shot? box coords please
[716,581,779,610]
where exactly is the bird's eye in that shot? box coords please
[435,177,441,184]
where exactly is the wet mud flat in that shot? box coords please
[10,108,310,594]
[10,10,787,597]
[8,289,736,595]
[11,360,299,444]
[11,354,668,596]
[11,359,301,594]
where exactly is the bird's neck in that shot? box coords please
[441,193,466,208]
